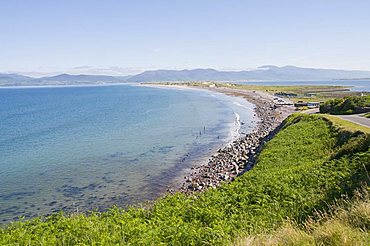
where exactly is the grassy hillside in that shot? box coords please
[320,95,370,114]
[321,114,370,134]
[236,191,370,245]
[0,115,369,245]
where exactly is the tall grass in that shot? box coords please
[235,190,370,246]
[0,114,369,245]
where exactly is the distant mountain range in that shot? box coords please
[1,66,370,86]
[125,66,370,82]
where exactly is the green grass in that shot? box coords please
[365,113,370,119]
[321,114,370,134]
[178,81,349,95]
[152,81,362,103]
[1,115,369,245]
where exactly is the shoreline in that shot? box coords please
[155,85,295,193]
[138,84,257,195]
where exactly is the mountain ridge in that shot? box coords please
[1,65,370,86]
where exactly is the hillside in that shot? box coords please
[0,114,369,245]
[0,73,34,86]
[2,65,370,86]
[126,66,370,82]
[34,74,124,84]
[0,73,126,86]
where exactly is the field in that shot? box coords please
[155,82,365,103]
[0,114,369,245]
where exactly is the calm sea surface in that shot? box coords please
[0,84,255,223]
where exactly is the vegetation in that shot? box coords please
[179,81,349,94]
[153,81,365,103]
[321,115,370,134]
[0,115,369,245]
[235,191,370,245]
[320,95,370,115]
[365,113,370,118]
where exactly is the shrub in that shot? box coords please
[320,95,370,115]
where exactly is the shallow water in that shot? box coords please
[0,84,255,223]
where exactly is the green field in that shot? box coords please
[154,82,363,103]
[1,114,369,245]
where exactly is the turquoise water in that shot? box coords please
[0,85,255,223]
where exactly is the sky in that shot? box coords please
[1,0,370,76]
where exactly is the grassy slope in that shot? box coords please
[321,114,370,134]
[0,115,369,245]
[236,192,370,246]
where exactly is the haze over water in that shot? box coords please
[0,84,255,223]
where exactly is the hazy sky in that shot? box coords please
[1,0,370,75]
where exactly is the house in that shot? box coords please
[307,102,321,108]
[294,102,308,107]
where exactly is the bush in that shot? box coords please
[320,95,370,115]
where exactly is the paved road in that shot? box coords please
[301,108,370,128]
[335,114,370,128]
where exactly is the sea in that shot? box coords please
[0,84,256,223]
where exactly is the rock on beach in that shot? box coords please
[178,87,294,193]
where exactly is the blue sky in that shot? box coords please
[1,0,370,76]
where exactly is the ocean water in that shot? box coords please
[0,84,255,223]
[238,80,370,92]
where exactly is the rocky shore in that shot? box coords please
[178,87,294,193]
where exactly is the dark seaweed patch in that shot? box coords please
[47,201,58,206]
[82,183,99,190]
[102,176,114,184]
[57,185,84,198]
[158,146,175,154]
[0,191,35,200]
[109,152,125,158]
[0,206,19,216]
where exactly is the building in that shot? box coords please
[307,102,321,108]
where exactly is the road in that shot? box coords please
[302,108,370,128]
[335,114,370,128]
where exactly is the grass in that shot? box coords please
[0,114,369,245]
[235,191,370,246]
[365,113,370,118]
[182,81,350,95]
[152,81,364,103]
[321,114,370,134]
